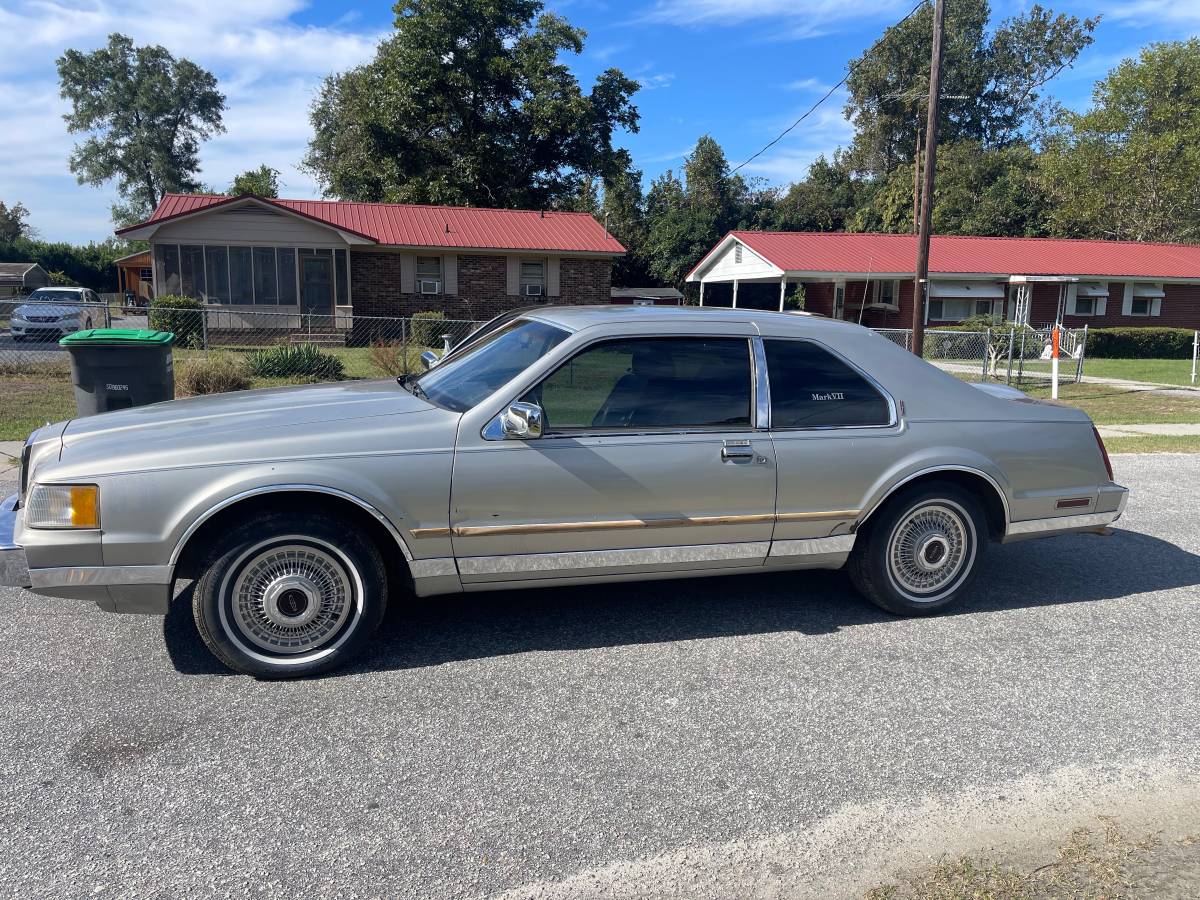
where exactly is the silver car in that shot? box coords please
[10,286,105,341]
[0,307,1128,677]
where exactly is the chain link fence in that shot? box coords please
[873,326,1087,384]
[0,302,483,382]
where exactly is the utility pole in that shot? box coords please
[912,127,921,235]
[911,0,946,358]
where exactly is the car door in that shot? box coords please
[449,329,777,584]
[761,337,901,564]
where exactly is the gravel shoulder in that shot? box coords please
[0,454,1197,899]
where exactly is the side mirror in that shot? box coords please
[500,401,544,440]
[419,350,440,371]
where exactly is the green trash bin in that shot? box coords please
[59,329,175,416]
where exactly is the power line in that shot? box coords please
[731,0,930,174]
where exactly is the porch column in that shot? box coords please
[732,279,739,308]
[698,281,705,306]
[779,276,787,311]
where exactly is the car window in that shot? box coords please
[413,318,569,412]
[26,290,83,303]
[764,339,891,428]
[527,337,752,432]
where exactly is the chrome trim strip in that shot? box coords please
[458,542,770,576]
[769,534,856,557]
[29,565,173,589]
[0,494,29,588]
[168,484,415,566]
[413,509,857,539]
[1005,510,1121,537]
[408,558,457,579]
[751,336,771,429]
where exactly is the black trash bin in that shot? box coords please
[59,328,175,416]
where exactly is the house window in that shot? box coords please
[520,259,545,297]
[929,299,970,321]
[139,268,153,282]
[1130,297,1152,316]
[416,256,442,295]
[1074,295,1096,316]
[180,245,206,300]
[253,247,278,304]
[870,280,899,309]
[229,247,254,304]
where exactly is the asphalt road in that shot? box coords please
[1,455,1198,899]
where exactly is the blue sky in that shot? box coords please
[0,0,1193,244]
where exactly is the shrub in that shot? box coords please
[410,310,446,347]
[246,343,344,381]
[176,353,252,396]
[368,341,406,377]
[1085,327,1197,359]
[149,295,204,348]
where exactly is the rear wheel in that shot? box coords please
[192,512,387,677]
[848,482,986,615]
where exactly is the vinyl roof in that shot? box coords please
[689,231,1200,280]
[119,194,625,255]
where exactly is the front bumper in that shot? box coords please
[0,493,171,612]
[0,494,30,588]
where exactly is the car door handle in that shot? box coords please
[721,441,756,462]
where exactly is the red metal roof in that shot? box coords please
[123,193,625,254]
[698,231,1200,280]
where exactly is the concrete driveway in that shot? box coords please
[1,455,1197,898]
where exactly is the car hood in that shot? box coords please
[54,379,457,477]
[15,304,81,317]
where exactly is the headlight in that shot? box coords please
[25,484,100,529]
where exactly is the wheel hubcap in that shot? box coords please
[229,543,353,655]
[887,503,971,598]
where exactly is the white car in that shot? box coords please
[10,287,105,342]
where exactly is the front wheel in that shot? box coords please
[848,482,987,615]
[192,512,387,677]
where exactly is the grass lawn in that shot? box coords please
[0,375,76,440]
[1020,381,1200,426]
[1019,356,1198,385]
[1105,434,1200,453]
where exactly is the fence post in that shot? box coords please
[1017,328,1026,382]
[982,328,991,382]
[1192,330,1198,386]
[201,307,209,351]
[1075,324,1088,383]
[1006,328,1015,385]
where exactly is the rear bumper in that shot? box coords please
[0,493,170,612]
[1002,483,1129,543]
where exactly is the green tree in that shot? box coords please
[600,157,652,286]
[844,1,1096,175]
[768,154,862,232]
[57,33,226,226]
[1040,40,1200,243]
[0,237,128,291]
[303,0,639,209]
[0,201,33,245]
[229,165,281,197]
[643,136,760,287]
[853,141,1050,236]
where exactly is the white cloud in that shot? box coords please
[784,77,836,93]
[0,0,383,242]
[639,0,907,39]
[735,95,854,182]
[1104,1,1200,27]
[637,72,676,90]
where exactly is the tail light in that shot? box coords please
[1092,425,1114,481]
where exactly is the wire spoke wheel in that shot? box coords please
[224,540,356,657]
[886,501,973,600]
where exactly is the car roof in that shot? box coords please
[523,304,861,337]
[31,286,87,292]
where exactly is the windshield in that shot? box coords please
[26,290,83,303]
[413,318,570,412]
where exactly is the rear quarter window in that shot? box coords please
[765,339,892,428]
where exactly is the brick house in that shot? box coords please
[687,232,1200,330]
[117,194,623,326]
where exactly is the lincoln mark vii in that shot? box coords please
[0,306,1128,677]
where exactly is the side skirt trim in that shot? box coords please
[1004,510,1120,538]
[29,565,173,589]
[458,542,769,577]
[769,534,856,557]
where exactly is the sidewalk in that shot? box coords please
[0,441,21,480]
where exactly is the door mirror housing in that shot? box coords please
[419,350,440,371]
[500,401,544,440]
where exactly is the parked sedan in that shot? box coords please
[9,287,104,341]
[0,307,1127,677]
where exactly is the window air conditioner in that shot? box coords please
[418,280,441,295]
[523,283,543,297]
